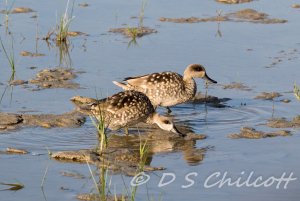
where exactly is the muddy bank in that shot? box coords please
[160,9,287,24]
[267,116,300,128]
[0,110,85,132]
[109,27,157,38]
[229,127,291,139]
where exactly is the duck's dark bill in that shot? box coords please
[171,126,186,137]
[204,74,217,84]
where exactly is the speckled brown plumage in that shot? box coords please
[113,64,217,108]
[91,90,155,130]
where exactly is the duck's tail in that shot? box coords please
[113,81,131,90]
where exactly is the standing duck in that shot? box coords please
[90,90,185,136]
[113,64,217,113]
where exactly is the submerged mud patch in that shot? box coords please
[222,82,252,91]
[267,116,300,128]
[9,80,28,86]
[160,16,226,23]
[109,27,157,38]
[20,51,45,57]
[292,4,300,8]
[29,67,81,89]
[160,9,287,24]
[254,92,282,100]
[0,111,85,132]
[191,92,231,108]
[266,49,299,68]
[0,147,29,155]
[216,0,253,4]
[0,7,35,14]
[229,127,291,139]
[67,31,89,37]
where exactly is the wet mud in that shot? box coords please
[0,110,86,132]
[78,3,89,8]
[28,67,81,89]
[0,7,35,14]
[267,116,300,128]
[229,127,291,139]
[0,147,29,155]
[67,31,89,37]
[160,9,287,24]
[20,51,45,57]
[60,171,86,179]
[292,4,300,8]
[254,92,282,100]
[222,82,252,91]
[9,80,28,86]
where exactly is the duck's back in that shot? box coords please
[125,72,192,107]
[92,91,155,130]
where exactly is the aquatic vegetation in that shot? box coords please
[109,0,152,44]
[138,0,148,28]
[130,138,149,201]
[0,35,16,76]
[55,0,75,43]
[294,83,300,100]
[91,108,108,153]
[2,0,15,30]
[0,182,24,191]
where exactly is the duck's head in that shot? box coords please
[184,64,217,83]
[151,113,186,137]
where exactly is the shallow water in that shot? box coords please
[0,0,300,200]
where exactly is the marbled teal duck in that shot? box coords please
[113,64,217,113]
[91,90,185,136]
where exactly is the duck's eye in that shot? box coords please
[163,120,171,124]
[195,67,202,71]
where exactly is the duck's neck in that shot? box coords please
[145,113,158,124]
[183,76,197,99]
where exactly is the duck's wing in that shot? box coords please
[92,91,150,114]
[124,72,182,89]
